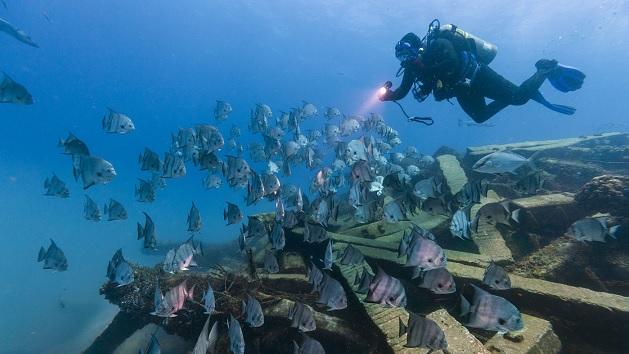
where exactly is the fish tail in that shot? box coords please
[37,247,46,262]
[609,225,620,239]
[459,294,471,317]
[398,317,408,337]
[137,223,144,239]
[511,208,521,223]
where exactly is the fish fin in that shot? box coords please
[459,294,471,317]
[609,225,620,239]
[511,208,521,223]
[38,247,46,262]
[137,223,144,239]
[410,266,422,279]
[398,317,408,337]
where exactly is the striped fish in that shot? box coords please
[288,301,316,332]
[404,226,446,270]
[460,285,523,333]
[482,262,511,290]
[339,244,364,266]
[365,267,407,308]
[450,209,472,240]
[316,273,347,311]
[398,313,447,349]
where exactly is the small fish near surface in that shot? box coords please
[460,284,524,333]
[365,267,407,308]
[104,198,127,221]
[482,262,511,290]
[473,151,536,175]
[0,72,33,104]
[316,273,348,311]
[224,202,243,225]
[214,100,233,121]
[38,239,68,272]
[43,174,69,198]
[162,151,186,178]
[398,313,448,350]
[0,18,38,47]
[202,174,222,189]
[72,155,116,189]
[137,212,158,249]
[187,202,202,232]
[106,249,134,287]
[194,149,223,173]
[102,107,135,134]
[450,209,472,240]
[135,178,156,203]
[246,170,265,206]
[223,155,251,187]
[288,301,317,332]
[196,124,225,152]
[138,148,162,172]
[565,217,619,243]
[227,314,245,354]
[241,294,264,327]
[58,132,90,156]
[84,195,101,221]
[324,106,342,119]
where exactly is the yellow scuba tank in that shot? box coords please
[436,23,498,65]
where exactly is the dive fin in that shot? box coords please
[548,64,586,93]
[531,91,576,115]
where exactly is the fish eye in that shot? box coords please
[495,279,500,284]
[498,318,506,325]
[427,258,433,263]
[437,283,443,288]
[97,172,103,177]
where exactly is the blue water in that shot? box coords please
[1,1,628,353]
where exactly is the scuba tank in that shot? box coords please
[426,19,498,65]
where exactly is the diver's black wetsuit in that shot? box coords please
[385,38,548,123]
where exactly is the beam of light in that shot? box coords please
[355,85,386,117]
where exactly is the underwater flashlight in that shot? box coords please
[379,81,392,98]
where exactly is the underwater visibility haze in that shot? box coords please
[1,1,629,353]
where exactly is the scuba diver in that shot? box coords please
[379,20,585,123]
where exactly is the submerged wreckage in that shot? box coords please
[90,132,629,354]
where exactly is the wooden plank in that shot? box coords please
[436,154,468,195]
